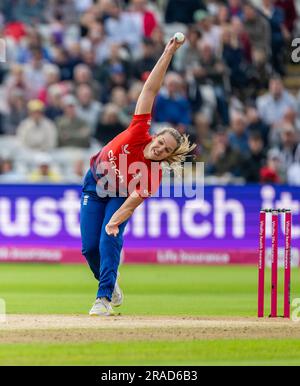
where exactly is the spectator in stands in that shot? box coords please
[16,29,51,64]
[24,48,51,99]
[217,4,230,26]
[74,64,102,101]
[150,25,166,59]
[270,106,300,146]
[206,126,244,178]
[230,17,252,63]
[275,0,298,35]
[17,99,58,152]
[5,64,30,103]
[165,0,206,24]
[153,72,191,128]
[96,44,131,101]
[56,95,90,148]
[194,10,222,53]
[228,0,243,18]
[94,103,125,145]
[260,148,282,184]
[241,131,267,183]
[261,0,288,75]
[110,87,131,126]
[14,0,46,25]
[129,0,158,38]
[192,41,229,125]
[193,112,212,164]
[257,75,297,128]
[221,25,250,95]
[120,81,144,122]
[281,107,300,133]
[82,22,112,65]
[44,85,64,122]
[0,156,24,182]
[245,104,270,147]
[28,153,62,183]
[228,111,249,155]
[243,3,271,65]
[276,126,300,173]
[76,84,103,135]
[173,27,202,73]
[133,37,157,81]
[3,89,28,135]
[104,0,143,56]
[52,46,75,81]
[38,64,61,105]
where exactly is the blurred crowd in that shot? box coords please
[0,0,300,185]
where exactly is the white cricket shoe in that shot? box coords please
[89,297,115,316]
[111,272,124,307]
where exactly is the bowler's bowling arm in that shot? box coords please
[134,37,184,115]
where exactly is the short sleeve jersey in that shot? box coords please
[90,114,162,198]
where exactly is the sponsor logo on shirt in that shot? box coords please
[108,150,125,183]
[147,119,152,126]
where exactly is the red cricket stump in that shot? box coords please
[258,210,266,317]
[271,210,279,318]
[284,210,292,318]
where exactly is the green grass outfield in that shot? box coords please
[0,263,300,366]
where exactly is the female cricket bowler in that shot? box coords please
[80,35,195,316]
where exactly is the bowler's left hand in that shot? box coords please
[105,223,119,237]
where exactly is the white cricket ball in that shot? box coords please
[174,32,185,43]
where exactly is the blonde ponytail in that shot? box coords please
[158,128,196,176]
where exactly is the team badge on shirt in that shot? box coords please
[121,144,130,154]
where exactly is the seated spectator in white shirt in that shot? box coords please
[17,99,58,152]
[104,0,143,56]
[76,84,103,135]
[24,48,52,99]
[277,126,300,172]
[194,10,222,54]
[257,75,297,128]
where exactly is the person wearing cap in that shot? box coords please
[55,95,91,148]
[16,99,58,152]
[81,37,195,316]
